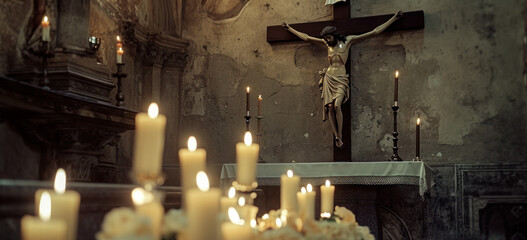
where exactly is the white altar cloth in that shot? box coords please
[220,162,434,197]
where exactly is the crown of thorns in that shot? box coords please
[320,26,338,37]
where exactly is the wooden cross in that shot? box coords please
[266,2,424,162]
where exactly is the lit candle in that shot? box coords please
[258,95,262,116]
[221,208,254,240]
[133,103,167,178]
[296,187,306,219]
[22,192,67,240]
[41,16,50,42]
[394,71,399,106]
[305,184,316,220]
[117,47,124,64]
[246,87,250,116]
[116,35,122,49]
[320,180,335,216]
[186,171,221,240]
[280,170,300,212]
[220,187,237,215]
[35,169,80,240]
[416,118,420,158]
[132,188,163,240]
[235,132,259,187]
[178,136,206,203]
[236,197,259,223]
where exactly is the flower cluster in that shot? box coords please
[95,207,154,240]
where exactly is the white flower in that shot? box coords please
[95,207,154,240]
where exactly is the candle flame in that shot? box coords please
[258,95,262,101]
[196,171,209,191]
[188,136,197,151]
[39,191,51,221]
[262,213,269,220]
[417,118,421,125]
[244,131,252,146]
[54,168,66,194]
[43,16,49,23]
[246,87,250,93]
[250,219,257,228]
[276,218,282,228]
[117,47,124,55]
[325,180,331,187]
[238,196,246,207]
[148,103,159,119]
[116,35,121,42]
[321,212,331,218]
[301,187,306,194]
[287,170,293,178]
[131,187,154,205]
[395,71,399,78]
[307,183,313,192]
[228,187,236,199]
[228,207,243,225]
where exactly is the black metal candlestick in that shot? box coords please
[390,105,403,161]
[245,115,251,131]
[37,40,54,89]
[256,115,263,143]
[112,63,127,106]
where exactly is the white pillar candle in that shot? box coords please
[305,184,316,220]
[221,208,254,240]
[35,169,80,240]
[320,180,335,216]
[133,103,167,178]
[235,132,259,186]
[22,192,67,240]
[179,136,206,204]
[117,47,124,63]
[236,197,259,223]
[186,171,221,240]
[132,188,164,240]
[41,16,50,42]
[296,187,307,219]
[280,170,300,212]
[220,187,237,215]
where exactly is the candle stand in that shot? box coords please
[36,40,54,89]
[256,115,263,143]
[244,115,251,131]
[390,105,403,161]
[112,63,127,107]
[413,156,421,161]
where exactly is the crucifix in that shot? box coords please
[267,2,424,162]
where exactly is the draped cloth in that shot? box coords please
[320,70,350,121]
[325,0,347,5]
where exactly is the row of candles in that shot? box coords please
[393,71,421,158]
[40,16,124,64]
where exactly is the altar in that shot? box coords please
[221,161,434,239]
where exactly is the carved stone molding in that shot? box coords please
[455,163,527,239]
[120,22,188,69]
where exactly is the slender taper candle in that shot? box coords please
[394,71,399,106]
[416,118,420,158]
[246,87,250,116]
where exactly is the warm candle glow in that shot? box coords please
[228,207,243,225]
[280,209,287,225]
[325,180,331,187]
[238,197,246,207]
[228,187,236,199]
[148,103,159,119]
[39,191,51,221]
[287,170,293,178]
[250,219,257,228]
[117,47,124,55]
[395,71,399,78]
[276,218,282,228]
[131,187,153,205]
[196,171,209,191]
[244,131,252,146]
[321,212,331,218]
[246,87,250,93]
[258,95,262,101]
[301,187,306,194]
[54,168,66,194]
[262,214,269,220]
[188,136,197,151]
[417,118,421,125]
[307,184,313,192]
[41,16,49,26]
[116,36,121,42]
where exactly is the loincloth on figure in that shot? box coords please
[319,69,349,122]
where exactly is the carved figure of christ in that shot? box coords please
[267,3,424,161]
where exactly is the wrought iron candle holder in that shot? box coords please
[244,115,251,131]
[36,40,54,89]
[256,115,263,143]
[112,63,127,106]
[390,105,403,161]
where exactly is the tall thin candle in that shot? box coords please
[394,71,399,106]
[416,118,420,158]
[246,87,250,116]
[41,16,50,42]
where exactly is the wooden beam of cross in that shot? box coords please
[266,2,424,162]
